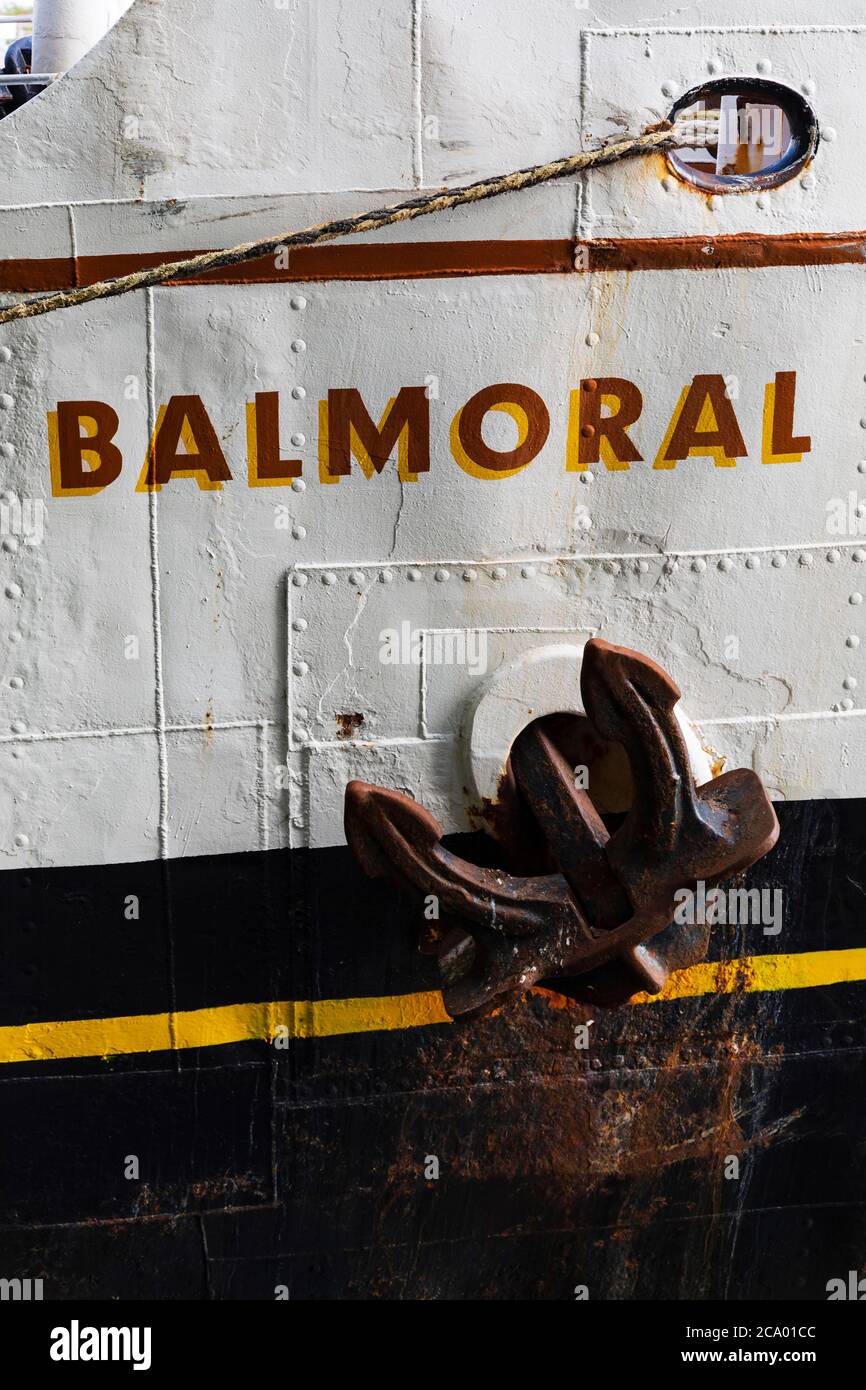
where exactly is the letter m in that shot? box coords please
[729,887,761,924]
[322,388,430,480]
[102,1329,130,1361]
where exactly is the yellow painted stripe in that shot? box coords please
[0,948,863,1065]
[0,991,452,1065]
[628,946,866,1003]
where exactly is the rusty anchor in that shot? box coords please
[344,638,780,1018]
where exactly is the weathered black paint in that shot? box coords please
[0,797,865,1300]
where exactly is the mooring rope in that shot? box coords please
[0,120,709,327]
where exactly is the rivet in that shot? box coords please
[9,630,22,642]
[521,565,536,579]
[847,634,860,648]
[0,394,14,410]
[11,720,26,733]
[691,557,706,573]
[292,386,306,400]
[292,618,308,632]
[296,707,308,720]
[756,58,772,74]
[434,568,449,583]
[292,572,308,587]
[580,472,594,486]
[291,478,305,493]
[322,571,337,585]
[800,172,816,191]
[291,815,305,829]
[636,559,649,574]
[718,556,734,572]
[745,555,760,570]
[605,560,621,575]
[664,559,677,574]
[799,552,813,567]
[349,570,364,586]
[5,582,22,599]
[582,379,598,393]
[9,676,23,689]
[491,566,507,580]
[13,834,29,849]
[661,79,678,97]
[291,296,307,310]
[842,698,855,710]
[822,127,838,143]
[293,661,309,677]
[3,536,18,554]
[379,569,393,583]
[859,461,866,474]
[661,175,677,193]
[843,676,857,690]
[0,443,13,459]
[707,58,723,75]
[291,433,306,447]
[756,195,770,211]
[854,549,866,563]
[292,525,306,540]
[801,79,816,95]
[295,728,309,743]
[0,346,11,364]
[462,568,477,582]
[772,553,786,568]
[850,592,863,604]
[407,568,422,582]
[585,331,600,347]
[291,340,307,353]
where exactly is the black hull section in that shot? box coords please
[1,798,865,1300]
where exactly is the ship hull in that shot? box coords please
[2,795,864,1301]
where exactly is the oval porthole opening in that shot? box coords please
[667,77,819,193]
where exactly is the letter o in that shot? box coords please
[451,383,550,479]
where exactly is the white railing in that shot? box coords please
[0,18,32,45]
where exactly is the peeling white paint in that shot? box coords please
[0,0,861,868]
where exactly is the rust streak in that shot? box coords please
[335,712,364,741]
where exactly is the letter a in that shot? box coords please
[138,396,232,492]
[655,375,747,469]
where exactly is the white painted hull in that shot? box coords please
[0,0,862,873]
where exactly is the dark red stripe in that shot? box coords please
[0,231,863,293]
